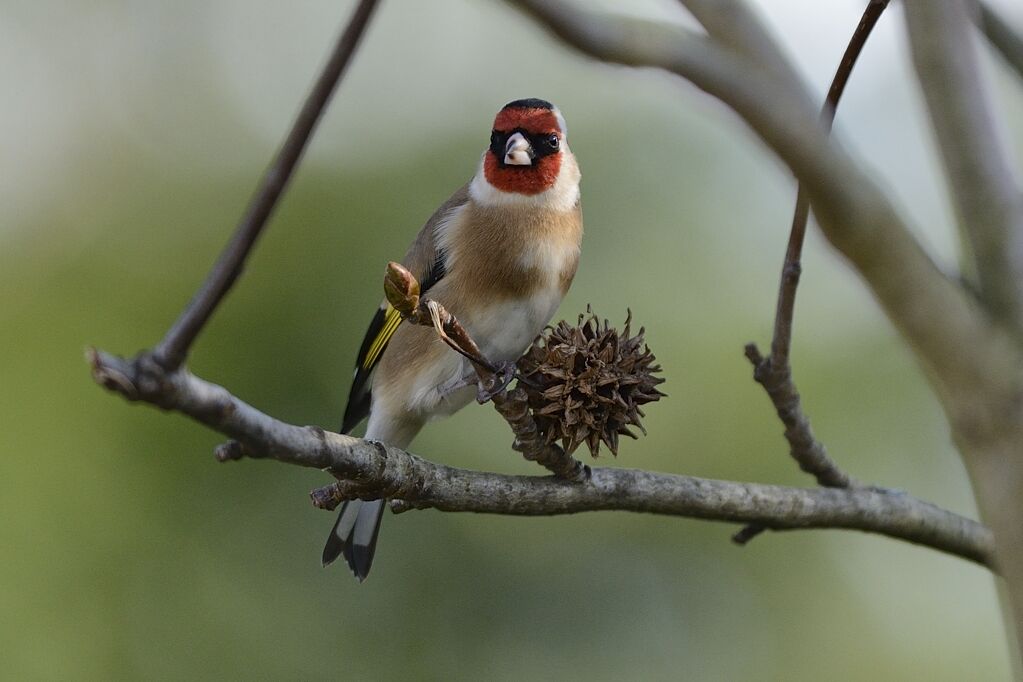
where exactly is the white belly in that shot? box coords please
[400,285,563,420]
[469,287,563,363]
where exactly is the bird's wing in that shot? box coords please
[340,184,469,433]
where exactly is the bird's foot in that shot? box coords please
[476,361,516,403]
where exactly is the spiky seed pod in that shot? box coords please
[516,309,665,457]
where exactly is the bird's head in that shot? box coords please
[470,98,580,211]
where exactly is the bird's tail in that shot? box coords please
[322,498,385,581]
[322,414,421,581]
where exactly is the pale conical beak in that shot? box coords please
[503,132,533,166]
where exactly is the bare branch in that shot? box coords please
[153,0,380,370]
[768,0,889,370]
[737,0,889,543]
[905,1,1023,335]
[756,0,889,477]
[87,347,995,570]
[679,0,807,104]
[978,1,1023,81]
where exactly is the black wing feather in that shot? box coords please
[340,305,387,433]
[339,250,448,434]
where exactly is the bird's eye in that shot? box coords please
[546,133,560,149]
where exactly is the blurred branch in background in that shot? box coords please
[908,1,1023,336]
[978,0,1023,81]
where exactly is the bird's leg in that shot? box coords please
[476,361,516,404]
[437,371,477,399]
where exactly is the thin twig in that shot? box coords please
[736,1,889,543]
[771,0,890,367]
[383,262,587,479]
[87,347,995,569]
[153,0,381,370]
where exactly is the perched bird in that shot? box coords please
[323,98,583,580]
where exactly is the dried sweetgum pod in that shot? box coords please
[516,309,665,457]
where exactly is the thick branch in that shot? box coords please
[680,0,807,105]
[87,347,995,570]
[153,0,380,370]
[978,1,1023,81]
[905,1,1023,335]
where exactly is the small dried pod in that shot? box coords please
[517,308,666,457]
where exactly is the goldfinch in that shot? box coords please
[323,98,583,580]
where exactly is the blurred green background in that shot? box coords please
[3,0,1022,679]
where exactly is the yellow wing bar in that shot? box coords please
[362,304,403,370]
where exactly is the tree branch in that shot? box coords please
[87,347,995,570]
[905,1,1023,335]
[766,0,889,373]
[978,0,1023,81]
[153,0,380,371]
[679,0,807,105]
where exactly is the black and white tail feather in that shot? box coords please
[321,191,460,581]
[322,497,385,581]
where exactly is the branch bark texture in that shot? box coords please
[88,348,995,569]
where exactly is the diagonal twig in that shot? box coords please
[153,0,381,371]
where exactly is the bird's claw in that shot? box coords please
[476,362,516,403]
